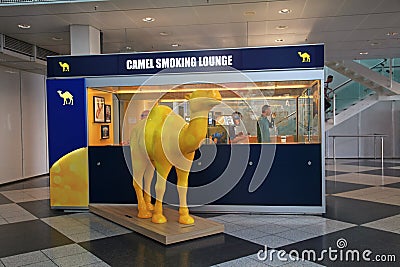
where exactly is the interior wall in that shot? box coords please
[0,67,23,184]
[326,100,399,158]
[21,71,48,177]
[0,66,48,184]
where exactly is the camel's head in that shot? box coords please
[57,90,62,94]
[185,89,222,112]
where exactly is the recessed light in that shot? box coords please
[275,39,284,42]
[386,32,399,36]
[142,17,155,22]
[276,25,288,30]
[5,70,17,74]
[369,42,379,46]
[279,8,292,14]
[359,52,369,55]
[18,24,31,29]
[125,46,132,50]
[52,37,63,41]
[159,32,169,36]
[244,11,256,15]
[171,43,180,47]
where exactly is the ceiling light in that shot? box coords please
[18,24,31,29]
[276,25,288,30]
[125,46,132,50]
[5,70,17,74]
[386,32,399,36]
[244,11,256,15]
[275,39,284,42]
[52,36,63,41]
[171,43,180,47]
[159,32,168,36]
[359,52,369,55]
[279,8,292,14]
[369,42,379,46]
[142,17,155,22]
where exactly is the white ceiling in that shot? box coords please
[1,0,400,61]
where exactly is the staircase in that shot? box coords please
[325,60,400,95]
[324,59,400,130]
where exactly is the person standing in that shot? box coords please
[324,75,334,112]
[257,104,273,143]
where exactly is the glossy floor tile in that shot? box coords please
[324,196,400,225]
[325,164,380,173]
[362,214,400,234]
[0,203,37,224]
[325,180,371,195]
[325,170,348,177]
[0,220,73,258]
[0,194,12,205]
[18,199,67,218]
[42,213,131,243]
[0,176,49,192]
[80,232,262,267]
[333,187,400,206]
[326,173,399,186]
[343,160,399,168]
[360,168,400,178]
[385,182,400,189]
[279,226,400,266]
[0,244,111,267]
[0,187,49,203]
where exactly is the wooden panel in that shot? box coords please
[89,204,224,245]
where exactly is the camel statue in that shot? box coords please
[130,90,221,224]
[57,90,74,105]
[298,52,311,62]
[59,62,70,72]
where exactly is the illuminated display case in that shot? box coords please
[89,79,321,146]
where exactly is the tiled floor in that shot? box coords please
[0,158,399,266]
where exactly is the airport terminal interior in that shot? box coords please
[0,1,400,266]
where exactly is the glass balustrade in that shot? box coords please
[325,57,400,118]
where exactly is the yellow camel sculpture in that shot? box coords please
[298,52,311,62]
[59,62,70,72]
[130,90,221,224]
[57,90,74,105]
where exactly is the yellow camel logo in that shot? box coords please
[57,90,74,105]
[298,52,311,62]
[59,62,70,72]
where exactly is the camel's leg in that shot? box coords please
[152,162,171,224]
[143,164,154,211]
[176,168,194,224]
[132,161,152,219]
[176,152,195,224]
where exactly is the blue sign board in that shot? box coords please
[47,78,87,166]
[47,44,324,78]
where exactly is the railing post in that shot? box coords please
[333,93,336,125]
[389,58,393,88]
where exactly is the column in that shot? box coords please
[70,25,100,55]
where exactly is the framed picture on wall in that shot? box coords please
[93,96,105,123]
[105,104,111,123]
[101,125,109,139]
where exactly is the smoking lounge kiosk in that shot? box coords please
[47,44,325,243]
